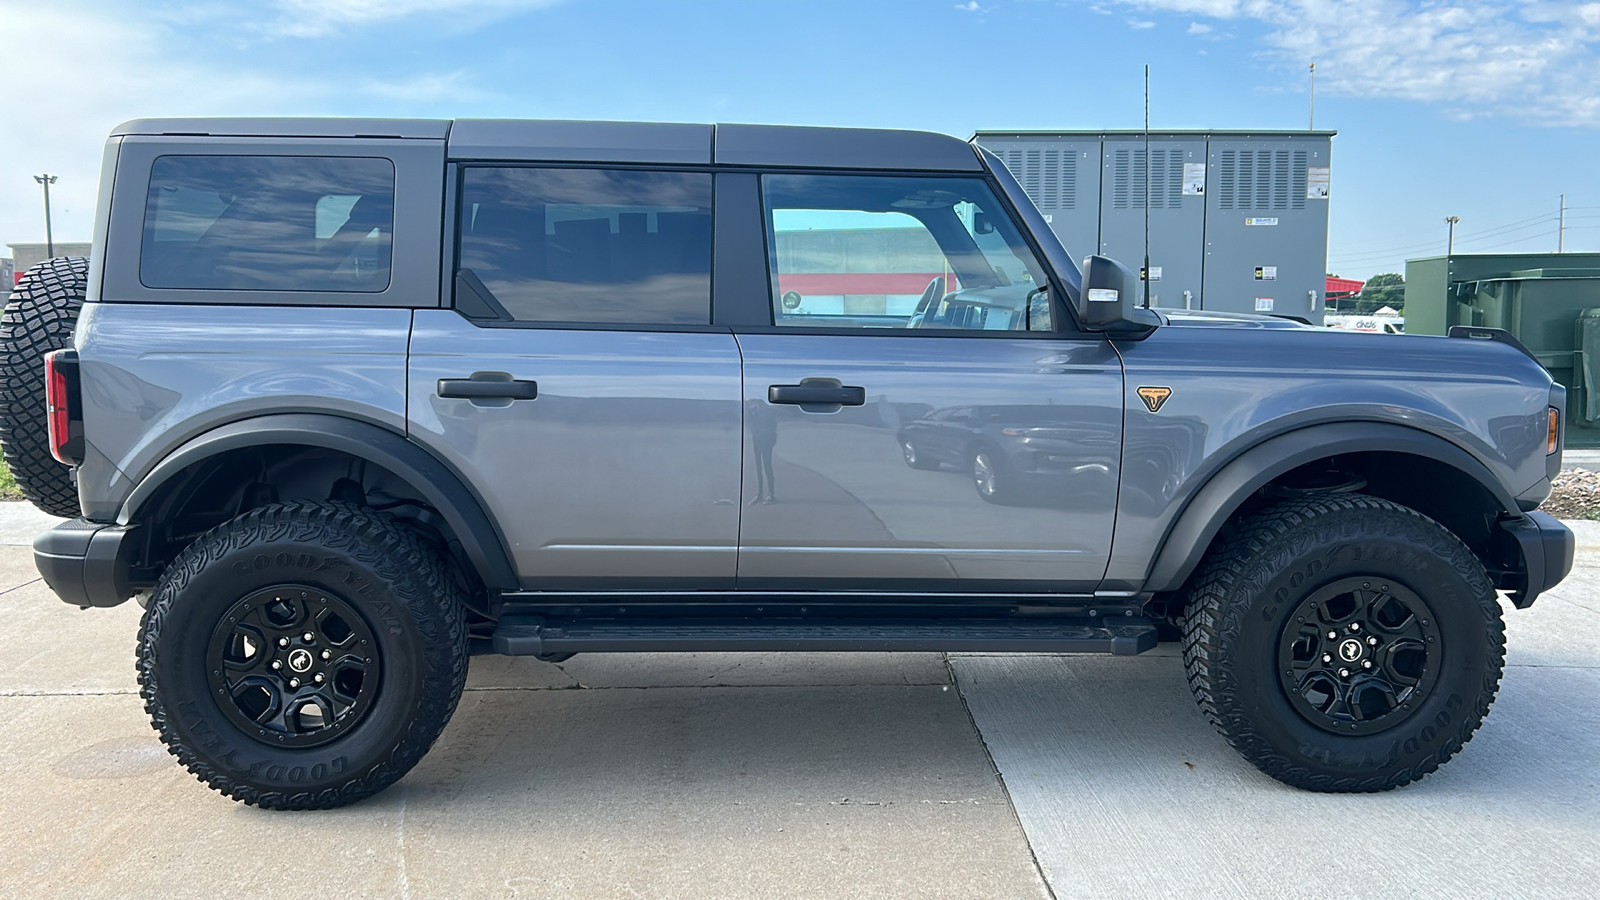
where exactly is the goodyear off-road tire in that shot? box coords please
[1182,494,1504,792]
[0,256,87,517]
[138,501,469,810]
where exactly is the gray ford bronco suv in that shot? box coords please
[1,118,1573,809]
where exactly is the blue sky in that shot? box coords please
[3,0,1597,280]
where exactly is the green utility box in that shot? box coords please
[1406,253,1600,447]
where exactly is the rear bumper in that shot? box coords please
[33,518,140,608]
[1500,510,1574,609]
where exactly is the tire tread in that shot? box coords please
[137,500,470,810]
[1180,493,1504,792]
[0,256,87,518]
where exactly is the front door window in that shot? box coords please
[764,174,1053,332]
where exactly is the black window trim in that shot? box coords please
[439,160,1096,337]
[101,135,445,309]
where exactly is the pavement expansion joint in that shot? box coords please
[1552,596,1600,616]
[0,688,138,696]
[0,578,42,598]
[944,653,1060,900]
[547,660,585,688]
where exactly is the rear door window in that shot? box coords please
[140,156,394,292]
[456,167,713,325]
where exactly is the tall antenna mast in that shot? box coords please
[1143,64,1151,308]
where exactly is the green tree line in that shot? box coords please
[1328,272,1403,315]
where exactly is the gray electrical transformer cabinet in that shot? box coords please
[974,130,1334,322]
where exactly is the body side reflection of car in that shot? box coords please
[897,404,1119,505]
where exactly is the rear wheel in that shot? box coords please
[1182,494,1503,792]
[138,501,469,809]
[0,256,87,517]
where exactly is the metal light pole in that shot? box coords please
[34,174,57,258]
[1445,216,1460,256]
[1309,62,1315,130]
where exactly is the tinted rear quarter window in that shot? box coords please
[140,156,395,292]
[457,167,712,325]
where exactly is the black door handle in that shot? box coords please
[768,383,865,406]
[438,378,538,400]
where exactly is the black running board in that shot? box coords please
[490,616,1158,657]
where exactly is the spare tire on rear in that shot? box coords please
[0,256,88,518]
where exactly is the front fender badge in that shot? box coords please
[1137,386,1172,413]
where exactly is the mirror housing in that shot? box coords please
[1076,255,1161,333]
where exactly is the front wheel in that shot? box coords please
[902,440,939,470]
[1182,494,1504,792]
[138,501,469,809]
[972,449,1020,504]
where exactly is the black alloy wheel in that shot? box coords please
[207,585,382,748]
[1182,493,1504,792]
[1277,578,1442,736]
[139,500,468,810]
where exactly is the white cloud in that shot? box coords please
[1129,19,1157,28]
[1187,21,1212,33]
[268,0,563,38]
[0,0,503,247]
[954,1,988,11]
[1073,1,1600,125]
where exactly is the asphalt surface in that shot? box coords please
[1,503,1596,898]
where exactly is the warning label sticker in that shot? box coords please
[1141,266,1163,282]
[1182,162,1206,195]
[1307,167,1330,200]
[1245,217,1279,226]
[1255,266,1277,281]
[1255,298,1275,312]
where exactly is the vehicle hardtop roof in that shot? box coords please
[111,118,984,171]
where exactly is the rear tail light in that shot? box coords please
[1549,406,1561,456]
[45,349,82,466]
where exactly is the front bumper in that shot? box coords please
[34,518,140,608]
[1500,510,1574,609]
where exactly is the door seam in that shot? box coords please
[732,331,748,582]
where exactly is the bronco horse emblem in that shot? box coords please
[1137,386,1173,413]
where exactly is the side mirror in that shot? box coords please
[1076,255,1161,333]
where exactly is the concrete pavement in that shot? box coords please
[1,504,1596,898]
[0,499,1048,899]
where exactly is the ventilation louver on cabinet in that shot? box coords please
[1216,149,1310,211]
[1001,148,1077,211]
[1111,149,1186,210]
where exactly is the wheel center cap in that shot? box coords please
[287,648,314,673]
[1338,638,1365,663]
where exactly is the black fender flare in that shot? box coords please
[120,413,518,591]
[1141,421,1521,593]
